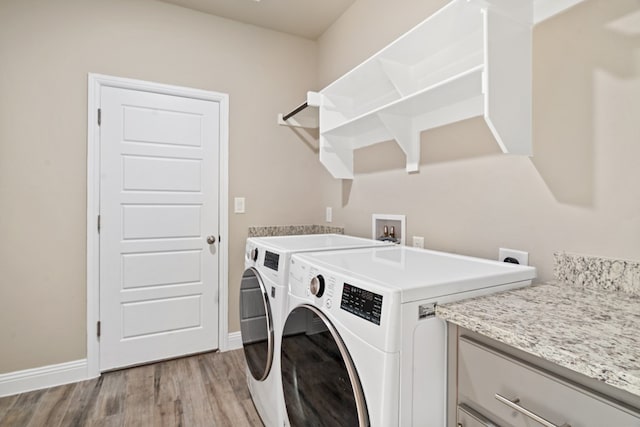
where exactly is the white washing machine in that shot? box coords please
[282,246,536,427]
[239,234,393,427]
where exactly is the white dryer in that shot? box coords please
[282,246,536,426]
[239,234,393,427]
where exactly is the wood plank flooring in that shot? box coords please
[0,349,263,427]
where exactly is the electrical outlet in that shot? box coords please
[412,236,424,249]
[234,197,245,214]
[326,207,332,223]
[498,248,529,266]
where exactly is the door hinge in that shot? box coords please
[97,321,101,338]
[97,214,101,233]
[97,108,101,126]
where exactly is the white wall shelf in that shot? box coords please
[277,0,582,179]
[316,0,533,179]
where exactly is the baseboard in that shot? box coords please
[0,359,88,398]
[225,331,243,351]
[0,334,243,397]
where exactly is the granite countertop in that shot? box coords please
[248,225,344,237]
[437,280,640,398]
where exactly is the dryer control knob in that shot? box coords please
[310,275,325,298]
[250,248,259,262]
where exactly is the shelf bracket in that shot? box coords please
[377,113,420,173]
[319,135,355,180]
[377,58,417,97]
[483,8,532,155]
[277,91,321,128]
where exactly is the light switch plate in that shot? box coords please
[234,197,245,214]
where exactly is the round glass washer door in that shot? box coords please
[281,304,369,427]
[239,267,274,381]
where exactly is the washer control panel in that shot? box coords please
[264,250,280,271]
[289,253,398,353]
[340,283,383,325]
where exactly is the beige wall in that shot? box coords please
[317,0,640,281]
[2,0,638,377]
[0,0,322,373]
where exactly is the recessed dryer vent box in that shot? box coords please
[372,214,406,245]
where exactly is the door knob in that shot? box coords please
[207,235,216,245]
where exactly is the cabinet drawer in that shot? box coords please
[458,403,501,427]
[458,337,640,427]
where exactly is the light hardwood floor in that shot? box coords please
[0,349,263,427]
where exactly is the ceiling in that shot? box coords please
[157,0,357,40]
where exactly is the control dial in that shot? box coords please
[309,274,325,298]
[250,248,259,262]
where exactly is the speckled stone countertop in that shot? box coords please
[436,252,640,398]
[248,225,344,237]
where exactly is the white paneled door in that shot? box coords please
[99,86,220,371]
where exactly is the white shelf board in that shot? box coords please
[318,67,486,179]
[321,0,484,121]
[322,65,484,140]
[322,0,482,93]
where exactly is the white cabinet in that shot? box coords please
[315,0,532,179]
[456,336,640,427]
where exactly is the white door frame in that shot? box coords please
[86,73,230,378]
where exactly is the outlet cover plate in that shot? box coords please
[498,248,528,266]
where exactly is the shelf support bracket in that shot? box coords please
[320,135,355,180]
[483,8,532,155]
[377,58,416,97]
[377,113,420,173]
[277,91,321,128]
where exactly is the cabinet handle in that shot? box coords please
[495,393,571,427]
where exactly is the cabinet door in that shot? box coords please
[458,337,640,427]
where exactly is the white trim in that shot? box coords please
[86,73,230,377]
[225,331,243,351]
[534,0,584,24]
[217,88,231,352]
[87,74,101,379]
[0,359,87,398]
